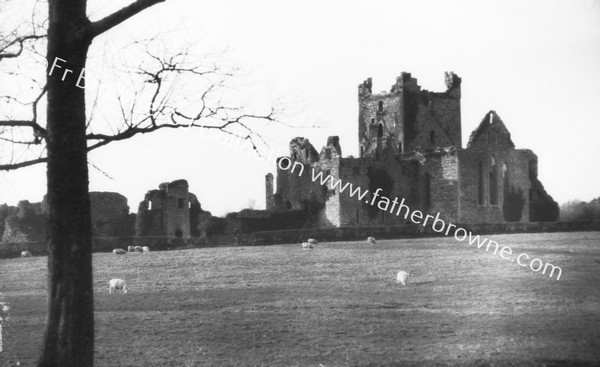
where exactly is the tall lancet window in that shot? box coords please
[490,157,498,205]
[478,161,484,205]
[425,172,431,209]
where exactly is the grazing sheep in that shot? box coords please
[112,248,127,255]
[134,246,143,252]
[396,271,409,286]
[127,246,135,252]
[108,278,128,294]
[21,250,32,258]
[307,238,318,245]
[301,242,313,250]
[142,246,150,253]
[367,236,376,245]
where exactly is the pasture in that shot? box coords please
[1,232,599,366]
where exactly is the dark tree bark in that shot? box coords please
[37,1,165,366]
[38,2,94,366]
[1,2,276,365]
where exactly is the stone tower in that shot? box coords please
[265,173,274,210]
[358,71,462,158]
[136,179,191,239]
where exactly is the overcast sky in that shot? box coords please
[1,0,599,216]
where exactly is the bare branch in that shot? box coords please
[0,157,47,171]
[85,107,277,154]
[1,35,283,172]
[0,85,47,141]
[0,34,45,60]
[0,24,48,153]
[89,0,166,38]
[0,135,38,145]
[0,120,40,129]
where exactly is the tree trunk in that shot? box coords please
[38,1,95,366]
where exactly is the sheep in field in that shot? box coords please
[112,248,127,255]
[108,278,128,294]
[396,271,409,286]
[367,236,376,245]
[142,246,150,253]
[134,246,143,252]
[301,242,313,250]
[21,250,32,258]
[127,246,135,252]
[307,238,318,245]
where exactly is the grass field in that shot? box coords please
[1,231,599,366]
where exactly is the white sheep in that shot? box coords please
[112,248,127,255]
[108,278,128,294]
[21,250,32,258]
[307,238,318,245]
[127,246,135,252]
[301,242,313,250]
[396,271,409,286]
[367,236,376,245]
[134,246,143,252]
[142,246,150,253]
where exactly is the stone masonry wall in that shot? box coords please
[410,92,462,150]
[458,111,537,224]
[318,152,342,227]
[164,180,190,238]
[358,92,403,157]
[458,147,534,224]
[265,173,274,210]
[358,73,461,159]
[337,155,422,227]
[89,192,132,237]
[422,150,460,223]
[136,179,192,239]
[268,74,555,230]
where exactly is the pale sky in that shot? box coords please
[1,0,599,216]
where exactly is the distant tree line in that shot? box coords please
[0,201,47,242]
[560,197,600,221]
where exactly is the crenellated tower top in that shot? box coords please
[357,71,462,158]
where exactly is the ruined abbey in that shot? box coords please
[0,72,560,251]
[135,179,209,241]
[267,72,558,227]
[0,179,215,247]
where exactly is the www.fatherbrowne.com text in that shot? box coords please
[276,156,563,281]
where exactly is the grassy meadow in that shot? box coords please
[1,231,599,366]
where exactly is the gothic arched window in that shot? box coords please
[425,172,431,209]
[478,161,484,205]
[490,157,498,205]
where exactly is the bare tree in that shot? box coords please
[1,37,277,172]
[0,1,277,366]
